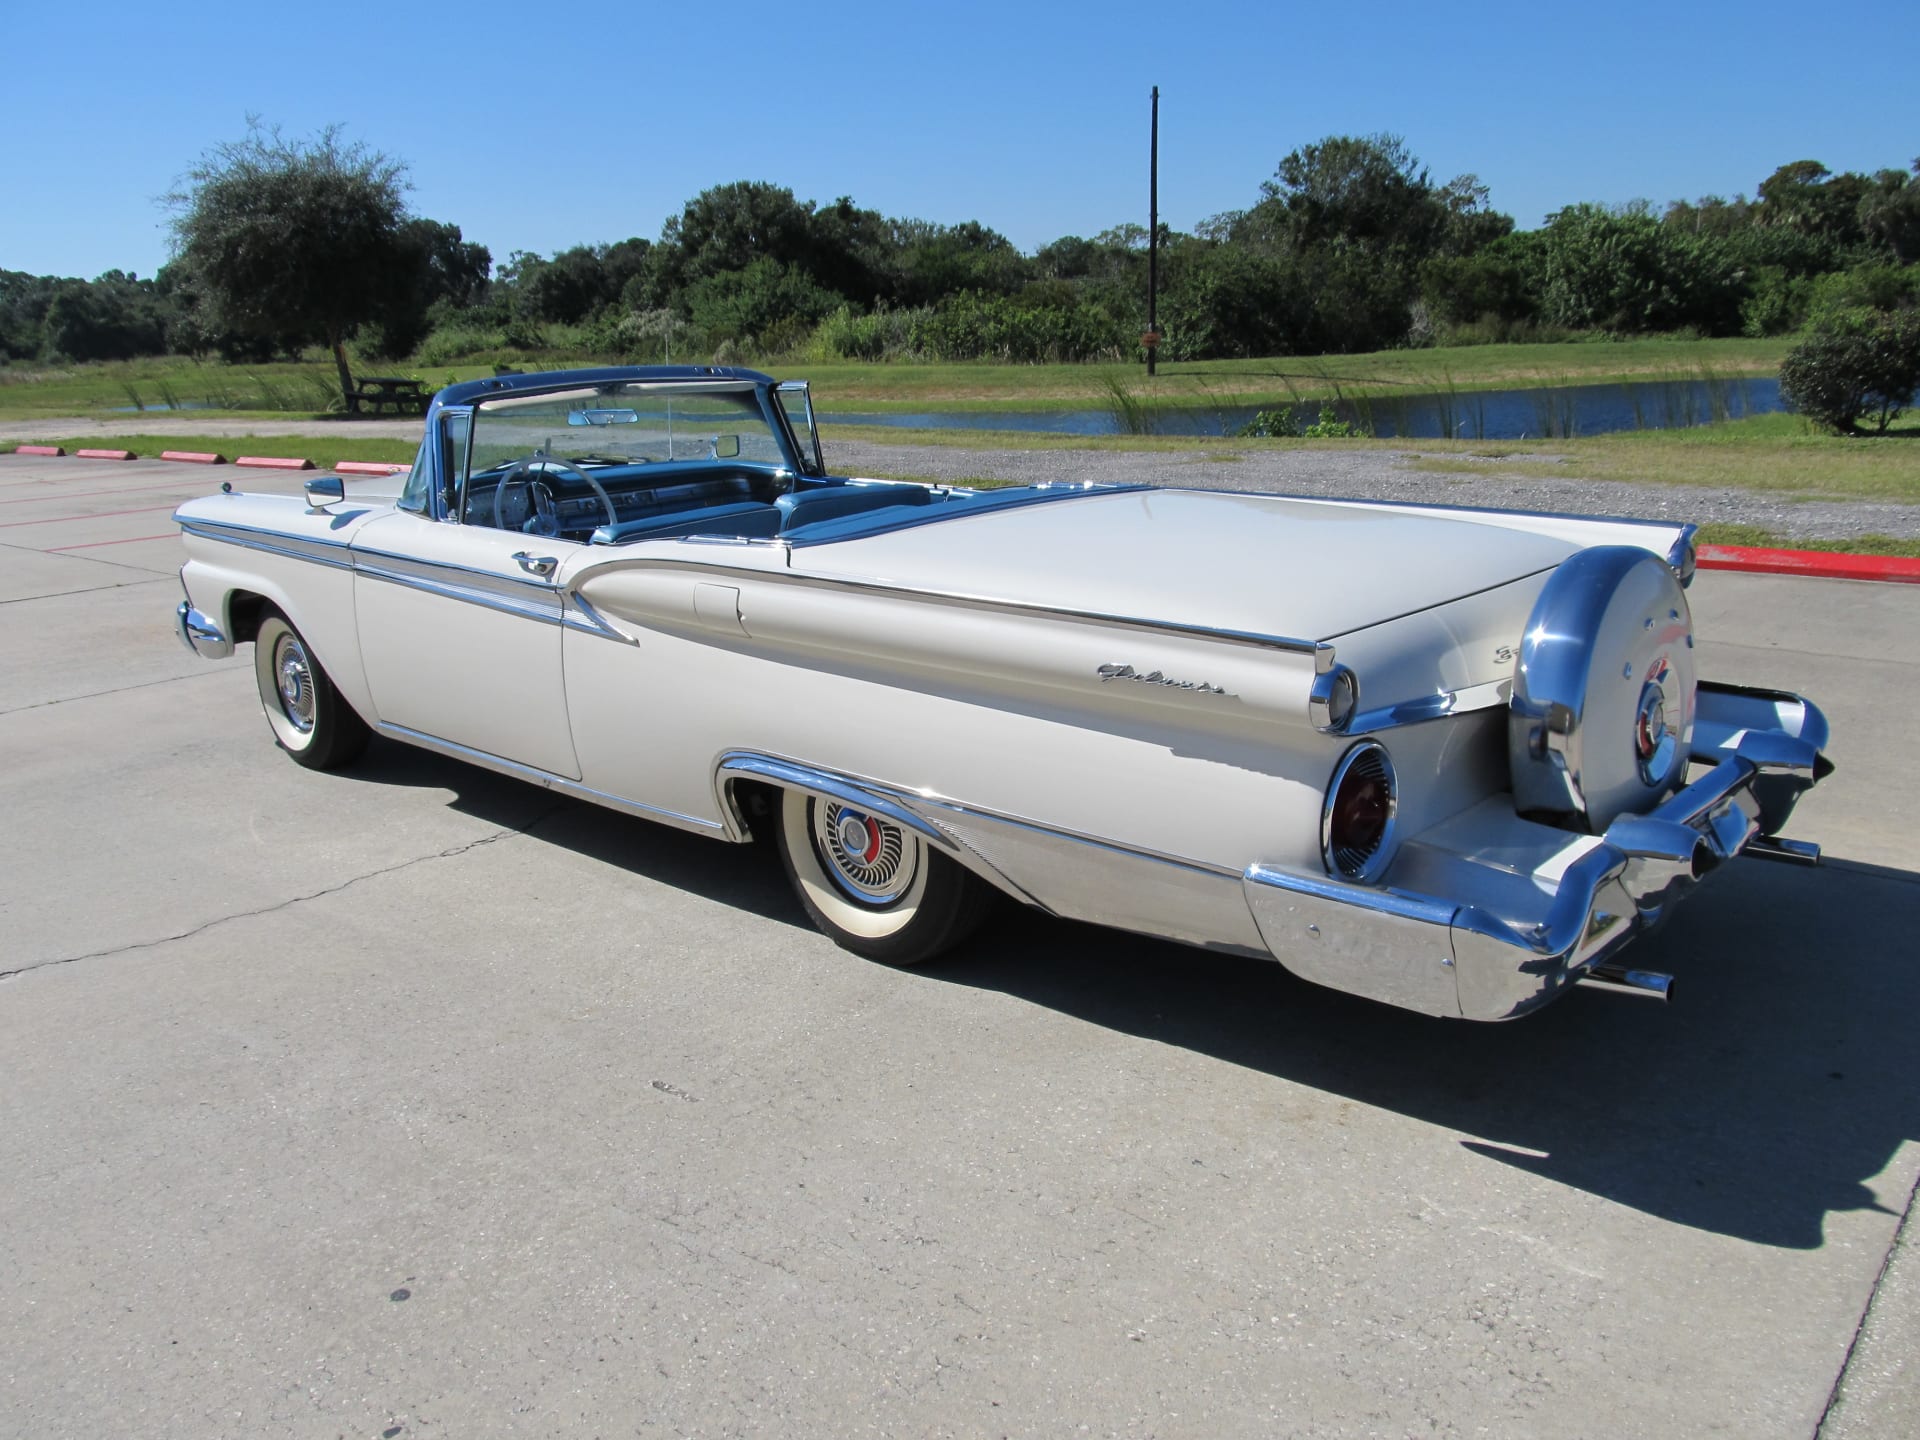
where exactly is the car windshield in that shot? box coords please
[466,382,789,477]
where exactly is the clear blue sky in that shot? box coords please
[3,0,1910,281]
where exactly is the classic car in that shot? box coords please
[172,365,1832,1021]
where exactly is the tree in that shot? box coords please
[1779,308,1920,434]
[43,273,169,361]
[167,122,413,401]
[1228,134,1512,351]
[1858,162,1920,265]
[1533,203,1743,334]
[1756,160,1870,249]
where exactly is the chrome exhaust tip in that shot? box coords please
[1578,963,1674,1003]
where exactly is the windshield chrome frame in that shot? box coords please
[775,380,824,476]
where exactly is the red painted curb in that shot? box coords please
[75,448,136,461]
[1698,544,1920,585]
[160,450,227,465]
[14,444,65,456]
[333,460,409,476]
[234,455,315,471]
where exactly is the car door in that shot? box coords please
[350,412,580,779]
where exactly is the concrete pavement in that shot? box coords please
[1,453,1915,1438]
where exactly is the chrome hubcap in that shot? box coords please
[273,635,315,733]
[1634,656,1677,785]
[813,801,913,905]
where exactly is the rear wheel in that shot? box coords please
[774,787,987,965]
[253,610,369,771]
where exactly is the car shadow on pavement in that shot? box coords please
[344,736,807,927]
[342,740,1916,1252]
[924,855,1919,1253]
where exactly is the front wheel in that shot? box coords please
[774,788,988,965]
[253,610,369,771]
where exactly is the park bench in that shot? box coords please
[345,376,431,416]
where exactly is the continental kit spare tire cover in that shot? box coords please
[1508,546,1695,832]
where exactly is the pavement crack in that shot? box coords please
[0,665,233,718]
[1814,1162,1920,1438]
[0,799,569,983]
[0,575,170,607]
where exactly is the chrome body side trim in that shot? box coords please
[562,592,638,644]
[177,518,354,571]
[1345,677,1511,736]
[377,723,725,836]
[175,600,233,659]
[351,546,566,627]
[183,518,569,628]
[1243,693,1830,1020]
[576,555,1325,656]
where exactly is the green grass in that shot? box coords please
[1401,411,1920,502]
[793,338,1791,413]
[0,357,495,423]
[1695,523,1920,556]
[0,337,1791,422]
[2,434,420,465]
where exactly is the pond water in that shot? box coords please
[823,376,1785,441]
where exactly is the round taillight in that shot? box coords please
[1322,742,1397,881]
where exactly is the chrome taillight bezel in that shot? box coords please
[1321,740,1398,882]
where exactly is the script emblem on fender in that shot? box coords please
[1096,663,1232,697]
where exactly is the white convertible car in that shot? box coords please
[173,365,1831,1020]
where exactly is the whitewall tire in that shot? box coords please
[774,787,988,965]
[253,610,370,771]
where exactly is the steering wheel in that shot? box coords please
[491,457,618,536]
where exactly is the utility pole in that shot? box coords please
[1145,85,1160,377]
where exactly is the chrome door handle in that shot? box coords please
[513,551,558,577]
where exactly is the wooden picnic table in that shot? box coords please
[346,376,431,416]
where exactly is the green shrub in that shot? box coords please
[1303,404,1359,437]
[1778,308,1920,433]
[1234,406,1302,438]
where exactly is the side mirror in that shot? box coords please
[713,434,741,459]
[304,475,345,512]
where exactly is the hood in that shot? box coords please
[790,488,1577,642]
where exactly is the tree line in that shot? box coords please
[4,128,1917,380]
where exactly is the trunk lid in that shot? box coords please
[790,487,1578,641]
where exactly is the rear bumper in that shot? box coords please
[1244,683,1831,1021]
[175,600,232,660]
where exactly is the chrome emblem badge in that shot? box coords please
[1096,663,1231,697]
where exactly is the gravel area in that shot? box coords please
[7,412,1916,541]
[833,438,1920,543]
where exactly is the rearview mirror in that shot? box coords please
[304,475,345,512]
[568,408,640,426]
